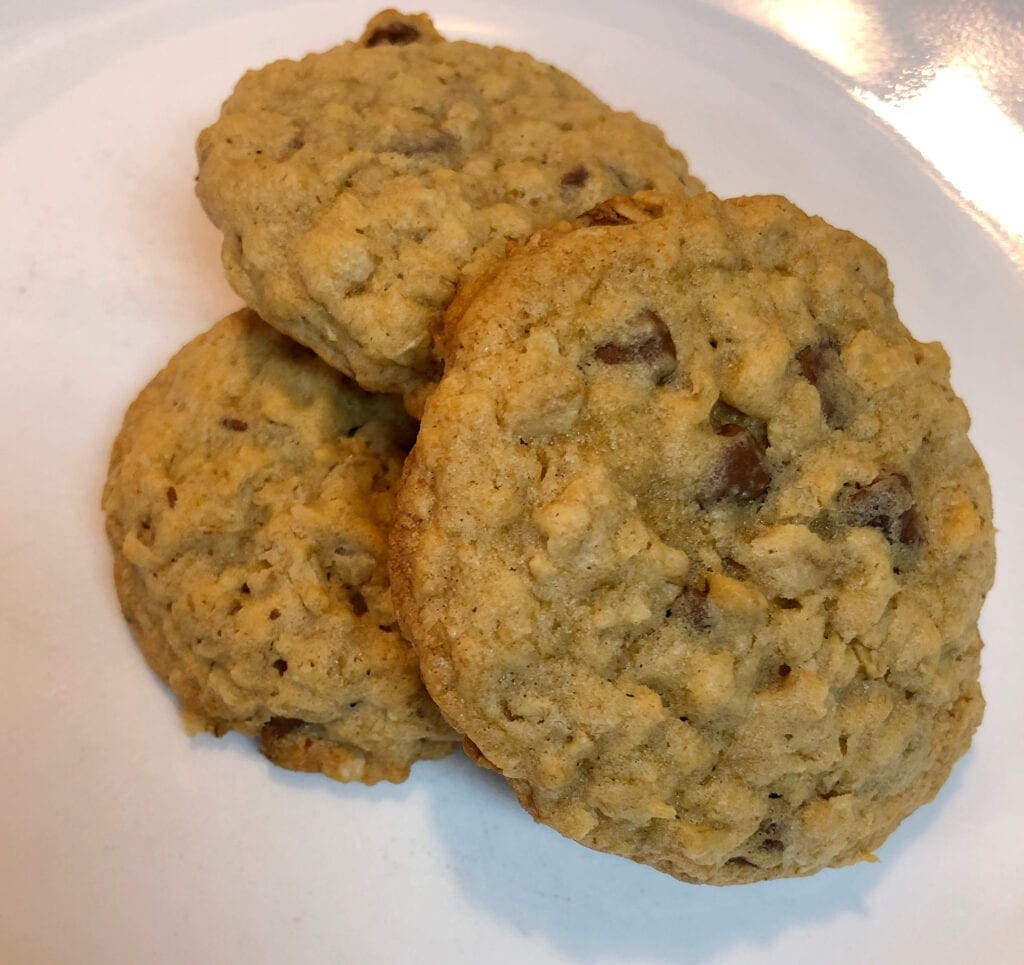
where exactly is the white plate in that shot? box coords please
[2,2,1022,962]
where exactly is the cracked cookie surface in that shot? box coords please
[391,192,994,881]
[196,9,703,397]
[103,310,458,784]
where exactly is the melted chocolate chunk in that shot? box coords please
[349,591,369,616]
[709,398,768,445]
[706,424,772,502]
[560,165,590,188]
[796,335,850,428]
[221,417,248,432]
[363,21,421,47]
[720,557,751,580]
[796,338,834,386]
[273,658,288,675]
[671,583,711,631]
[165,486,177,508]
[898,507,923,546]
[843,473,921,546]
[594,310,677,384]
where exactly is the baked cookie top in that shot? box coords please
[195,9,703,397]
[391,192,995,881]
[103,310,458,784]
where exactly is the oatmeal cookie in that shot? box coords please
[391,192,994,881]
[195,9,703,397]
[103,310,458,784]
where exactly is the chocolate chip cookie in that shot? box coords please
[391,192,994,881]
[195,9,703,397]
[103,310,458,784]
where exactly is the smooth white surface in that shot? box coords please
[1,2,1022,962]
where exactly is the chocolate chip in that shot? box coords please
[898,507,923,546]
[560,165,589,188]
[268,608,281,621]
[273,658,288,675]
[796,336,849,428]
[349,591,368,616]
[843,473,921,546]
[775,598,801,610]
[670,583,711,631]
[778,663,792,677]
[594,310,677,384]
[705,424,772,502]
[261,717,303,740]
[796,337,835,387]
[720,557,751,580]
[363,21,420,46]
[166,486,177,508]
[595,344,631,364]
[221,417,248,432]
[709,398,768,446]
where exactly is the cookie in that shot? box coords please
[195,9,703,397]
[103,310,458,784]
[391,192,994,881]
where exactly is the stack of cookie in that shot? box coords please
[103,9,994,884]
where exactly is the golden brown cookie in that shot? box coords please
[195,9,703,397]
[103,310,458,784]
[391,192,994,881]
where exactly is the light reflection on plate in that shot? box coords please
[724,0,1024,262]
